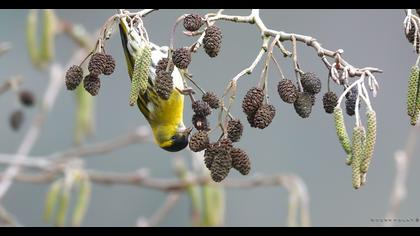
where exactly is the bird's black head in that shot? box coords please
[162,132,190,152]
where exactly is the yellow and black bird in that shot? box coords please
[119,18,191,152]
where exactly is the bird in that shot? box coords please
[119,17,191,152]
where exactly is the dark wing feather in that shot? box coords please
[119,23,163,124]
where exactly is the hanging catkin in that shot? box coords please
[361,110,377,174]
[333,107,352,157]
[351,126,365,189]
[407,66,419,119]
[129,45,151,106]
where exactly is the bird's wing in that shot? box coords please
[119,22,184,124]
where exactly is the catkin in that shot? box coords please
[72,178,91,227]
[139,46,152,94]
[351,126,365,189]
[412,73,420,125]
[41,9,55,62]
[333,107,352,156]
[407,66,419,118]
[345,154,352,166]
[361,110,377,174]
[129,46,152,106]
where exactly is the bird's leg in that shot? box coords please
[175,87,195,96]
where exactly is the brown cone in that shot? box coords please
[172,47,191,69]
[278,79,298,104]
[189,131,209,152]
[231,147,251,175]
[253,104,276,129]
[183,14,203,31]
[301,72,321,94]
[203,25,222,57]
[227,119,243,142]
[155,71,173,100]
[83,74,101,96]
[65,65,84,90]
[10,110,24,131]
[155,58,174,75]
[322,91,338,114]
[19,90,36,107]
[103,54,116,75]
[202,91,220,109]
[88,53,107,76]
[192,114,210,131]
[293,92,312,118]
[192,100,212,117]
[242,87,264,116]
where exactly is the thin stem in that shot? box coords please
[291,35,303,91]
[355,83,362,127]
[360,82,373,111]
[275,40,292,57]
[170,15,187,50]
[183,72,206,95]
[271,55,286,80]
[337,75,365,107]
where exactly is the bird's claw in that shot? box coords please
[176,87,195,95]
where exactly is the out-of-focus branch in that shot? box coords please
[49,126,153,163]
[0,76,23,96]
[0,42,11,56]
[0,49,87,202]
[1,166,310,226]
[384,125,420,226]
[0,205,16,226]
[1,163,301,191]
[137,191,181,227]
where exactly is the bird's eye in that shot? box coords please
[171,135,176,141]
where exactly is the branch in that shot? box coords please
[0,49,87,202]
[49,125,153,163]
[1,167,310,226]
[0,76,24,96]
[205,9,382,77]
[0,204,19,226]
[137,191,181,227]
[0,42,11,56]
[384,125,420,226]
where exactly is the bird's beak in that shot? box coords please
[182,126,193,136]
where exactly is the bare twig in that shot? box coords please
[204,9,382,78]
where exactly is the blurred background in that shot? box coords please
[0,9,419,227]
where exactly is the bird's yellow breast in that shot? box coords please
[148,89,184,128]
[137,87,185,148]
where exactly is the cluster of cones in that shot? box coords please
[188,91,251,182]
[65,52,116,96]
